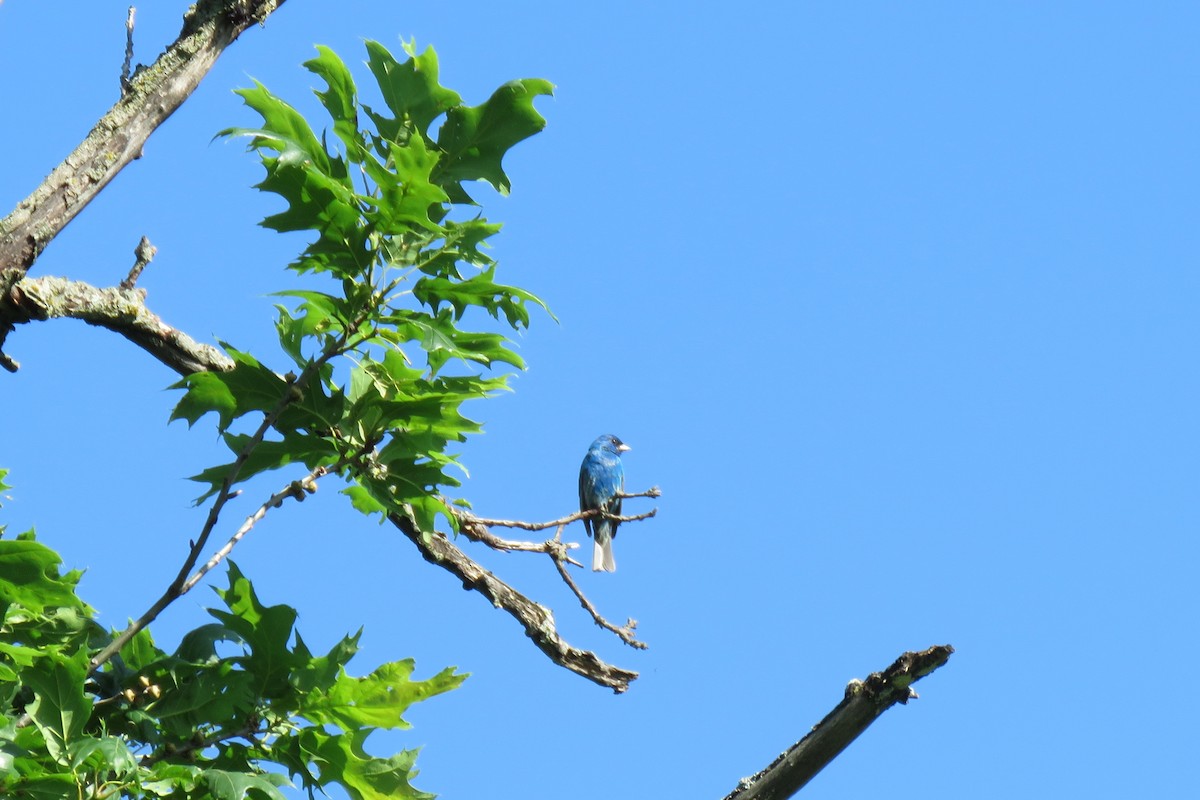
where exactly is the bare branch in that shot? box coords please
[454,506,653,649]
[724,645,954,800]
[0,272,233,374]
[0,0,287,275]
[463,496,659,533]
[389,511,640,693]
[550,531,646,650]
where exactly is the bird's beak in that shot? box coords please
[618,443,631,453]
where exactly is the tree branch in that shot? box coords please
[455,505,654,650]
[389,511,640,693]
[724,645,954,800]
[0,271,234,374]
[0,0,287,275]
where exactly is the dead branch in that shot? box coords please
[390,510,640,693]
[455,508,653,650]
[724,645,954,800]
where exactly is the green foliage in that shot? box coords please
[0,524,461,799]
[3,39,550,800]
[173,39,552,533]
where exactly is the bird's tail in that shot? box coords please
[592,533,616,572]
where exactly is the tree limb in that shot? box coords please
[0,0,287,275]
[0,271,233,374]
[724,645,954,800]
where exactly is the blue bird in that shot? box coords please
[579,434,631,572]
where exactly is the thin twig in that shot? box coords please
[121,236,156,289]
[89,320,358,674]
[456,514,579,554]
[120,7,136,96]
[550,525,647,649]
[462,498,659,532]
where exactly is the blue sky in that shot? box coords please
[3,1,1199,797]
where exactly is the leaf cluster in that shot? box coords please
[0,523,461,800]
[175,40,554,531]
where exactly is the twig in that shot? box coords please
[456,513,579,555]
[462,496,659,533]
[141,717,263,767]
[87,411,301,674]
[550,525,646,649]
[88,321,359,674]
[724,645,954,800]
[121,236,157,289]
[180,474,317,595]
[619,486,662,500]
[120,7,136,96]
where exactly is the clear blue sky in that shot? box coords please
[3,2,1198,797]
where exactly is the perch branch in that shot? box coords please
[0,0,287,275]
[461,496,660,533]
[453,498,658,650]
[723,645,954,800]
[0,271,233,374]
[389,510,640,693]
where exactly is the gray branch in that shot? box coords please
[0,271,232,374]
[390,512,640,693]
[724,645,954,800]
[0,0,288,275]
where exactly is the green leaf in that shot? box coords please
[20,648,89,763]
[175,622,242,664]
[209,563,300,699]
[204,768,289,800]
[304,45,364,163]
[3,774,76,799]
[142,762,204,796]
[170,346,289,431]
[341,485,389,519]
[434,77,554,201]
[68,736,137,777]
[294,728,434,800]
[291,630,361,695]
[362,131,448,234]
[188,431,340,504]
[302,659,465,732]
[116,626,163,673]
[224,81,334,179]
[0,540,84,614]
[414,263,549,328]
[363,40,461,143]
[0,537,84,618]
